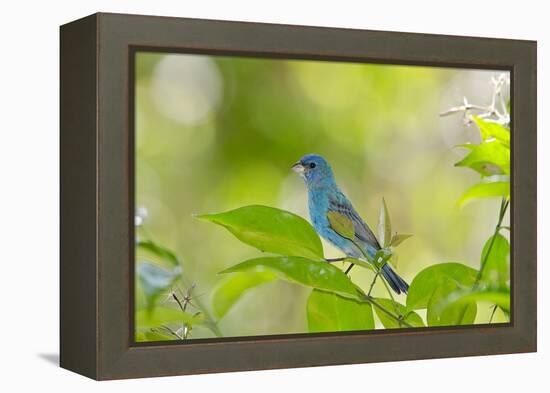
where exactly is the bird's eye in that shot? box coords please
[309,163,316,169]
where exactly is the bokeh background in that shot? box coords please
[135,52,510,338]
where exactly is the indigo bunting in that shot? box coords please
[292,154,409,294]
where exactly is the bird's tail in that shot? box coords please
[380,263,409,295]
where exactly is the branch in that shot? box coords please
[180,276,223,337]
[474,197,509,287]
[488,305,498,324]
[138,226,223,338]
[349,239,406,326]
[365,296,413,329]
[439,73,510,126]
[367,271,380,296]
[457,197,509,324]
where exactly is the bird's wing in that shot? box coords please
[328,195,381,250]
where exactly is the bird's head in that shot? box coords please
[292,154,336,188]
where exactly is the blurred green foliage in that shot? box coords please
[134,52,510,340]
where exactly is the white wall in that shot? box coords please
[0,0,545,391]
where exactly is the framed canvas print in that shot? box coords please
[60,13,537,380]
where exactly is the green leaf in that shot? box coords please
[148,331,176,341]
[372,248,393,268]
[137,239,181,267]
[390,234,413,247]
[342,257,376,272]
[479,234,510,286]
[407,262,477,310]
[137,261,182,309]
[427,282,477,326]
[373,298,424,328]
[136,329,175,342]
[135,331,147,342]
[378,198,392,247]
[392,252,400,270]
[307,289,374,332]
[407,262,478,326]
[220,256,360,299]
[457,180,510,207]
[211,272,278,319]
[472,116,510,147]
[455,139,510,176]
[197,205,323,260]
[136,307,204,329]
[455,143,476,150]
[436,288,510,316]
[327,210,355,240]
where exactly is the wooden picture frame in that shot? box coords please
[60,12,537,380]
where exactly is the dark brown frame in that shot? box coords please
[60,12,537,380]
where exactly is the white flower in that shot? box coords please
[135,206,149,227]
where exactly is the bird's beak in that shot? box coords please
[291,162,305,173]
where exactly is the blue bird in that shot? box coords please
[292,154,408,294]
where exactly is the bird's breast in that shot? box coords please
[307,190,330,232]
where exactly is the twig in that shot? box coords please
[488,305,498,324]
[474,198,509,287]
[172,292,186,312]
[440,103,493,117]
[138,226,223,337]
[377,267,402,316]
[367,271,380,296]
[325,257,346,263]
[180,275,223,337]
[439,73,510,127]
[153,325,182,340]
[365,296,413,328]
[350,239,404,324]
[456,197,509,324]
